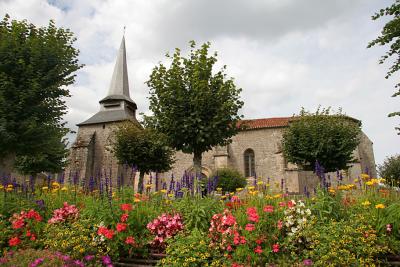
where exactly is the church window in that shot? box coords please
[102,124,105,129]
[244,149,255,177]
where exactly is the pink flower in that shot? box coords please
[387,224,392,233]
[277,220,283,230]
[246,207,259,223]
[272,243,280,253]
[48,202,79,224]
[287,200,295,208]
[278,201,286,207]
[125,236,135,245]
[227,245,233,251]
[120,213,129,223]
[224,214,237,226]
[263,205,274,213]
[254,245,263,254]
[245,224,255,231]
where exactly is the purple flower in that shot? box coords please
[74,260,84,267]
[102,255,112,265]
[303,259,313,266]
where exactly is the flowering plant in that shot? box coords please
[7,209,43,249]
[147,213,183,251]
[48,202,79,224]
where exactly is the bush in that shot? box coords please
[213,168,247,193]
[378,154,400,186]
[160,229,223,267]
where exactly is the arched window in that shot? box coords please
[244,149,255,177]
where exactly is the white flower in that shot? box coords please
[305,209,311,215]
[291,227,298,233]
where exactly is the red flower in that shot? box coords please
[8,237,21,247]
[26,209,42,221]
[263,205,274,213]
[227,245,233,251]
[245,224,255,231]
[12,219,24,229]
[116,223,127,232]
[232,263,244,267]
[256,238,263,245]
[120,203,133,212]
[104,229,115,239]
[254,245,263,254]
[125,236,135,245]
[272,243,280,253]
[278,201,286,207]
[97,226,108,236]
[120,213,129,222]
[287,200,295,208]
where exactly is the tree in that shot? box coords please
[146,41,243,176]
[0,15,82,174]
[378,154,400,186]
[368,1,400,134]
[113,122,175,193]
[282,108,361,172]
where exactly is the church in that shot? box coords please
[66,37,377,193]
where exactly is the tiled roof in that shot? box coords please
[238,117,293,130]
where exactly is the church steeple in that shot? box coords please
[77,35,137,126]
[107,36,130,98]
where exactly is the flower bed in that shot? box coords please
[0,174,399,266]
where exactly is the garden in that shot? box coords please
[0,170,399,267]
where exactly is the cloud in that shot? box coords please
[1,0,399,165]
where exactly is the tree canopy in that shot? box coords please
[146,41,243,175]
[378,154,400,186]
[0,15,82,174]
[368,1,400,133]
[113,122,175,193]
[282,108,362,172]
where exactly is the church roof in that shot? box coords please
[77,110,135,126]
[238,117,292,130]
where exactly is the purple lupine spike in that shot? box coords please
[267,177,270,184]
[89,176,95,192]
[117,176,121,190]
[169,174,175,192]
[281,178,284,191]
[29,175,35,193]
[339,172,343,181]
[35,199,45,209]
[162,182,167,190]
[149,173,153,185]
[253,172,257,186]
[73,171,79,186]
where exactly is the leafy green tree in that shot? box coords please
[113,122,175,193]
[368,1,400,133]
[146,41,243,176]
[282,108,361,172]
[378,154,400,186]
[0,15,82,174]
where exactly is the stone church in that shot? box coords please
[66,37,377,193]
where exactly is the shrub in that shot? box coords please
[160,229,222,267]
[378,154,400,186]
[213,168,247,193]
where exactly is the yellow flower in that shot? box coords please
[361,173,370,180]
[61,186,68,191]
[266,183,270,187]
[6,187,13,192]
[247,186,255,191]
[375,204,385,209]
[42,186,48,190]
[328,187,336,194]
[7,184,13,188]
[216,187,222,191]
[273,194,282,199]
[52,182,60,188]
[167,193,174,198]
[134,197,141,203]
[257,181,264,185]
[354,179,359,183]
[361,200,371,206]
[220,195,227,200]
[160,189,167,194]
[236,188,243,192]
[0,185,3,189]
[145,184,152,189]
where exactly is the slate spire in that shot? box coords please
[107,36,130,98]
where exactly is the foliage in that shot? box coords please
[302,215,390,266]
[42,219,108,259]
[368,1,400,133]
[282,108,361,172]
[160,229,222,267]
[0,15,82,173]
[378,154,400,186]
[172,196,223,232]
[377,202,400,239]
[113,122,174,192]
[213,168,247,193]
[146,41,244,173]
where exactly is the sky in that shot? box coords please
[1,0,399,165]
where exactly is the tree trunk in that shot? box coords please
[193,151,202,179]
[138,171,145,194]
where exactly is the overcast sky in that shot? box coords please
[1,0,399,165]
